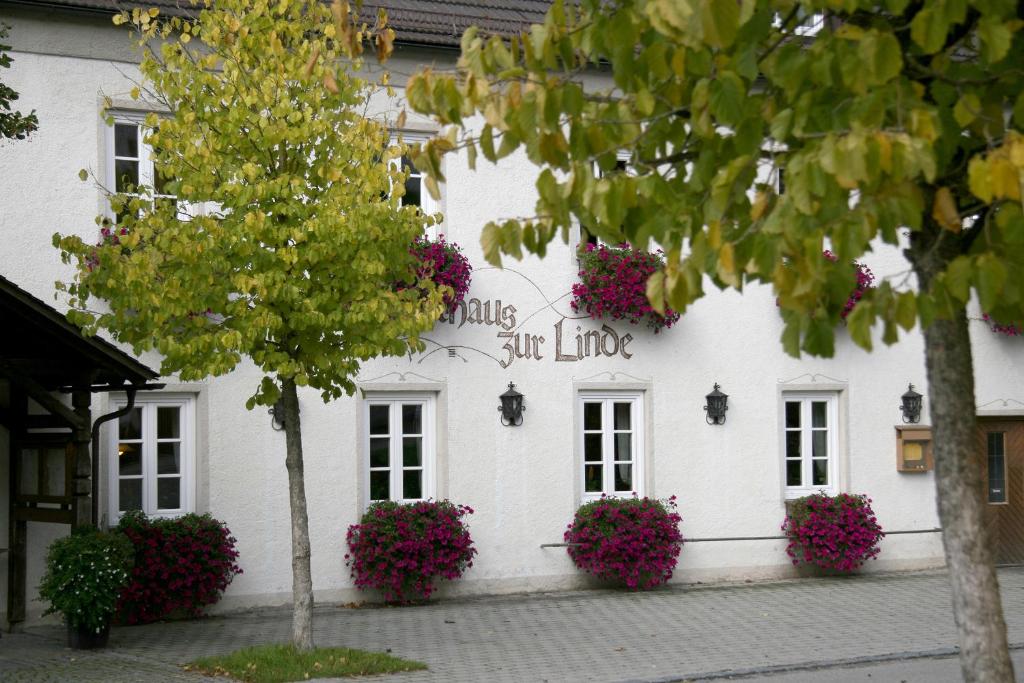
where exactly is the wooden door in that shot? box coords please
[977,419,1024,565]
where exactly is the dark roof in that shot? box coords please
[4,0,552,48]
[0,274,158,390]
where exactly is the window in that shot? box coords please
[579,157,629,250]
[108,395,195,518]
[783,393,838,497]
[108,119,178,221]
[579,392,644,500]
[988,432,1007,504]
[364,395,435,504]
[391,133,442,220]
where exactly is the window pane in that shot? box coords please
[157,442,180,475]
[369,405,389,435]
[369,437,389,468]
[583,402,602,430]
[114,123,138,157]
[115,159,139,192]
[812,459,828,486]
[119,443,141,475]
[614,433,631,462]
[584,464,602,492]
[812,431,827,459]
[614,402,631,430]
[402,404,422,435]
[786,460,802,487]
[403,470,422,500]
[785,402,800,428]
[119,407,142,439]
[812,401,827,428]
[157,477,181,509]
[403,174,421,208]
[785,431,801,459]
[157,407,180,439]
[403,437,422,467]
[989,432,1007,503]
[584,434,602,462]
[614,463,633,491]
[370,471,389,501]
[18,448,38,496]
[119,478,142,512]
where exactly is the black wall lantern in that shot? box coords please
[704,383,729,425]
[901,384,923,424]
[499,382,525,426]
[269,398,287,431]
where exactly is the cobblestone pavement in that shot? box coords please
[3,567,1024,682]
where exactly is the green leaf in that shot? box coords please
[846,301,874,351]
[700,0,740,47]
[896,291,917,331]
[78,169,88,181]
[858,31,903,85]
[910,6,949,54]
[646,269,666,315]
[944,255,973,302]
[977,18,1013,63]
[975,255,1008,311]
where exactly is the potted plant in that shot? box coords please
[409,234,472,316]
[346,500,476,602]
[782,492,885,573]
[572,243,680,332]
[38,527,133,649]
[564,495,683,590]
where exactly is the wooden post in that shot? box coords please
[71,388,92,529]
[6,388,26,631]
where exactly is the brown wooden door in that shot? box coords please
[977,419,1024,565]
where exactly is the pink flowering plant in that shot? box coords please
[564,495,683,590]
[346,500,477,602]
[982,313,1022,337]
[823,250,875,320]
[115,511,242,624]
[572,243,680,332]
[782,493,885,572]
[409,235,472,315]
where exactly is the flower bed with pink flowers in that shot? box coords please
[564,495,683,590]
[572,243,679,332]
[115,511,242,624]
[782,492,884,572]
[409,235,472,315]
[346,500,477,602]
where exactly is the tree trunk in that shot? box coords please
[282,377,315,651]
[912,226,1014,682]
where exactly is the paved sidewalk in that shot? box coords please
[3,567,1024,682]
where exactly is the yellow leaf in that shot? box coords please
[395,109,407,130]
[932,187,961,232]
[323,70,339,94]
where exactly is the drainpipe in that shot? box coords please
[90,388,137,527]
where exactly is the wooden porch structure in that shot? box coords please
[0,275,158,630]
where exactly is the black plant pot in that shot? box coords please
[67,621,111,649]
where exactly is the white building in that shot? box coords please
[2,0,1021,627]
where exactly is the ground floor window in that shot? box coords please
[988,432,1008,504]
[578,391,644,500]
[783,392,839,498]
[364,395,435,504]
[109,394,195,518]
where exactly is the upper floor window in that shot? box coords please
[108,394,195,519]
[579,391,644,500]
[391,133,442,223]
[580,157,629,250]
[364,395,436,505]
[783,393,838,497]
[108,119,178,221]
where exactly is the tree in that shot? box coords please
[54,0,443,651]
[1,22,39,140]
[405,1,1023,680]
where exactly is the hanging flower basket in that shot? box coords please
[409,234,472,315]
[822,250,875,320]
[572,243,679,332]
[782,492,884,573]
[982,313,1022,337]
[564,495,683,590]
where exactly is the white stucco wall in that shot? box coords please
[5,6,1022,620]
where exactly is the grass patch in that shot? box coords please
[185,644,427,682]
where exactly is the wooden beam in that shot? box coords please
[0,361,87,430]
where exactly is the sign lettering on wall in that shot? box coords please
[438,297,634,369]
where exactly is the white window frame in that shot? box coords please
[577,391,645,501]
[782,392,839,498]
[107,394,196,520]
[391,132,443,236]
[363,394,436,506]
